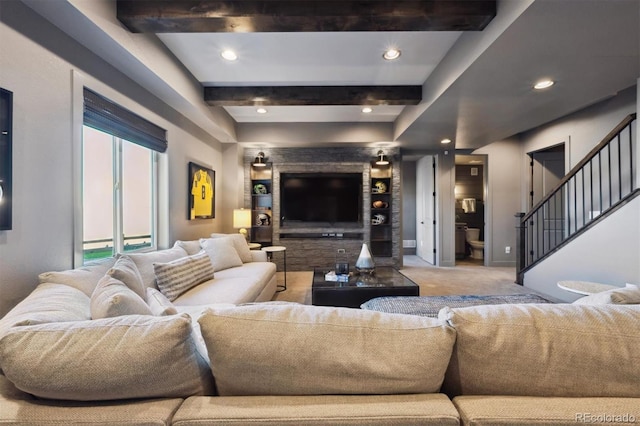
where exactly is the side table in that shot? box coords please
[557,280,618,296]
[262,246,287,292]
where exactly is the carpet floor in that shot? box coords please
[271,255,551,305]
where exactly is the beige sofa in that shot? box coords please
[1,242,639,424]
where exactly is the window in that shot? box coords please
[81,88,166,263]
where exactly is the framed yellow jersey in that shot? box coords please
[188,162,215,219]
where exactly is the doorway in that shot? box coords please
[529,144,565,208]
[454,155,487,266]
[416,155,436,264]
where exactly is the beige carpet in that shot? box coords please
[272,256,541,305]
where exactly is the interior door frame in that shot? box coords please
[416,155,437,265]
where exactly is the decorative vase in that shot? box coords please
[355,243,375,275]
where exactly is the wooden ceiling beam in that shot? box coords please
[204,86,422,106]
[117,1,496,33]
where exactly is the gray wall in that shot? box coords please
[0,2,224,316]
[520,85,638,300]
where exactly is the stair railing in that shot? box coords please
[516,114,637,284]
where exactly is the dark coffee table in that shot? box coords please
[311,267,419,308]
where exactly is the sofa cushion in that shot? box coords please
[154,251,215,302]
[0,283,90,338]
[126,246,188,289]
[0,314,214,401]
[146,287,178,316]
[453,396,640,426]
[200,237,244,271]
[211,233,252,263]
[90,275,153,319]
[173,262,276,306]
[174,394,460,426]
[105,255,146,299]
[573,285,640,305]
[174,239,202,256]
[0,376,184,426]
[198,304,456,396]
[38,257,117,296]
[440,304,640,397]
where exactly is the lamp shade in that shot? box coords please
[233,208,252,228]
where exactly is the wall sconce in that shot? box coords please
[233,208,252,241]
[375,150,390,166]
[252,151,267,167]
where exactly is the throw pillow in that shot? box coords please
[0,283,90,338]
[0,314,214,401]
[211,233,252,263]
[197,304,456,396]
[199,237,244,272]
[38,257,117,296]
[90,275,153,319]
[610,285,640,304]
[146,287,178,316]
[105,255,146,299]
[174,240,202,256]
[153,251,215,302]
[126,246,188,289]
[573,285,640,305]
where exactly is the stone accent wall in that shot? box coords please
[244,147,401,271]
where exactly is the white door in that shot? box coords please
[416,155,436,264]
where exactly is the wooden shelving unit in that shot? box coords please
[370,163,392,257]
[250,163,273,246]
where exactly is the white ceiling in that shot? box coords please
[158,31,462,123]
[23,0,640,151]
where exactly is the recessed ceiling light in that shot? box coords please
[362,107,373,113]
[383,48,401,61]
[221,50,238,61]
[441,138,452,144]
[256,107,267,114]
[534,79,554,90]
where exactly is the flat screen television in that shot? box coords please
[280,173,362,226]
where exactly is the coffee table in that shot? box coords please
[312,267,419,308]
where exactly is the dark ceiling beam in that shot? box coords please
[117,1,496,33]
[204,86,422,106]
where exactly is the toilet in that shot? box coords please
[465,228,484,260]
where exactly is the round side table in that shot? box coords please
[262,246,287,292]
[557,280,618,296]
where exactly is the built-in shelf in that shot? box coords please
[250,164,273,245]
[370,163,392,257]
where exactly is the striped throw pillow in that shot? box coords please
[153,251,214,302]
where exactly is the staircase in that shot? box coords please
[516,114,637,284]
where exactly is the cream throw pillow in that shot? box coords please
[0,283,90,338]
[198,304,456,396]
[200,237,244,271]
[0,314,214,400]
[174,240,202,256]
[573,285,640,305]
[153,251,215,302]
[126,246,188,289]
[38,257,117,296]
[105,255,146,299]
[210,233,252,263]
[90,275,153,319]
[146,287,178,316]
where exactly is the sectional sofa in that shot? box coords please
[0,236,639,425]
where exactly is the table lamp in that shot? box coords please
[233,208,252,242]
